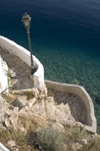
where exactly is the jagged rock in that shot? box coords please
[0,123,6,131]
[11,71,16,78]
[91,133,100,140]
[4,119,10,128]
[7,140,16,147]
[77,139,87,145]
[60,120,76,128]
[38,85,48,98]
[13,146,19,151]
[76,122,84,127]
[27,98,36,108]
[71,142,83,151]
[34,89,39,98]
[20,126,25,132]
[0,96,18,130]
[7,140,19,151]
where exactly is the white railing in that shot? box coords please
[0,55,8,93]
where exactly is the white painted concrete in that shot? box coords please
[0,143,10,151]
[45,80,97,133]
[0,55,8,93]
[0,36,44,88]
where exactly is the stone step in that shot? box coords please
[55,95,67,104]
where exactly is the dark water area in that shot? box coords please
[0,0,100,132]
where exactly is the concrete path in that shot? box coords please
[0,49,34,90]
[50,89,87,125]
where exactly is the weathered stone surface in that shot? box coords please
[77,139,87,145]
[7,140,19,151]
[30,96,78,131]
[71,142,82,151]
[4,119,10,128]
[10,68,16,78]
[38,85,48,98]
[20,126,25,132]
[7,140,16,147]
[0,96,18,130]
[27,98,36,108]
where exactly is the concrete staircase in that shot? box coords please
[53,90,87,125]
[0,48,34,90]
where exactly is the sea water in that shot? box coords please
[0,0,100,132]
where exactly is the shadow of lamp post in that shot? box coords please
[22,13,37,74]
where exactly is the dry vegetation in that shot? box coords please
[25,91,35,100]
[0,113,100,151]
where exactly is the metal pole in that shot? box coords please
[26,27,33,68]
[26,27,37,74]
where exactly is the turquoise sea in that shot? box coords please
[0,0,100,133]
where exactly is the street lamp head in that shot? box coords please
[22,13,31,28]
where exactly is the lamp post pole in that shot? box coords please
[26,27,34,74]
[22,13,36,74]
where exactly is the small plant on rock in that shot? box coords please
[26,91,34,100]
[71,126,88,140]
[48,89,54,97]
[79,138,100,151]
[0,127,37,151]
[36,127,65,151]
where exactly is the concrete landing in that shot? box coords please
[53,90,86,125]
[0,48,34,90]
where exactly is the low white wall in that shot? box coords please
[0,55,8,93]
[0,143,10,151]
[45,80,97,133]
[0,36,44,88]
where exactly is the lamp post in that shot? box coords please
[22,13,36,74]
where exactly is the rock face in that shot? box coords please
[30,96,84,131]
[0,96,18,130]
[0,84,85,133]
[7,140,19,151]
